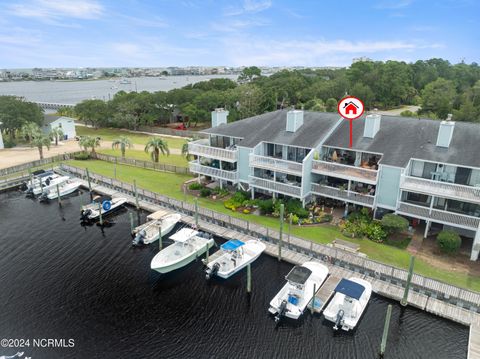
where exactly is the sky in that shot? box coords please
[0,0,479,68]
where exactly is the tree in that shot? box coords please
[74,99,110,128]
[79,135,101,154]
[111,136,133,159]
[20,122,41,143]
[0,96,43,140]
[144,137,169,163]
[50,127,64,146]
[31,133,51,159]
[380,214,409,235]
[181,137,198,161]
[421,78,456,119]
[325,98,337,112]
[437,230,461,254]
[238,66,261,83]
[350,83,375,109]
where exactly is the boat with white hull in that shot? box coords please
[26,173,69,196]
[268,261,329,322]
[132,213,182,245]
[150,228,214,274]
[323,277,372,331]
[40,179,82,201]
[80,196,127,221]
[204,239,266,279]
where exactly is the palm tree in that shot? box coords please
[144,137,169,163]
[79,135,101,154]
[31,133,51,159]
[181,136,197,161]
[20,122,40,143]
[50,127,64,146]
[111,136,132,159]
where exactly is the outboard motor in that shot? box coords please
[333,309,345,331]
[205,262,220,280]
[39,192,48,202]
[80,209,92,221]
[132,230,146,246]
[21,182,28,191]
[275,300,288,323]
[25,187,35,197]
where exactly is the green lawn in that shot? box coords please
[76,126,189,149]
[97,148,189,167]
[66,159,480,291]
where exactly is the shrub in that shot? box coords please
[365,222,387,243]
[291,214,299,225]
[437,230,461,254]
[243,209,250,214]
[189,182,203,190]
[3,137,16,148]
[295,207,310,218]
[400,110,416,117]
[74,152,90,160]
[258,199,274,214]
[381,214,409,235]
[199,188,211,197]
[232,191,248,204]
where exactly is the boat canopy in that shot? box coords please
[170,228,198,243]
[285,266,312,285]
[334,278,365,300]
[221,239,245,251]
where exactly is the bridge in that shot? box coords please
[34,102,75,110]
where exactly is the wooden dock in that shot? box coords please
[313,275,341,313]
[470,324,480,359]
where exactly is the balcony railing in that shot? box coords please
[249,176,302,198]
[189,161,239,183]
[401,175,480,204]
[312,160,378,184]
[397,201,480,230]
[249,154,303,176]
[188,139,238,162]
[311,183,375,207]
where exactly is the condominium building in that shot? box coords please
[189,109,480,261]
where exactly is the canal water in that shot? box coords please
[0,190,469,359]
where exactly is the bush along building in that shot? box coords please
[188,108,480,261]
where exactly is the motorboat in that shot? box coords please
[204,239,266,279]
[80,195,127,221]
[323,277,372,331]
[150,227,214,274]
[24,170,66,195]
[268,261,329,322]
[25,174,69,196]
[39,179,82,201]
[132,213,182,245]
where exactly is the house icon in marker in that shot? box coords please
[343,101,360,115]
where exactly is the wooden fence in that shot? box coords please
[59,163,480,313]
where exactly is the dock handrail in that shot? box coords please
[58,163,480,313]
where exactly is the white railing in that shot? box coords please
[188,139,238,162]
[249,176,302,197]
[312,160,378,184]
[397,202,480,230]
[249,154,303,175]
[310,183,375,207]
[401,175,480,204]
[189,162,239,183]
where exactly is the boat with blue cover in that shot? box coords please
[268,261,329,322]
[323,277,372,331]
[204,239,266,279]
[80,195,127,221]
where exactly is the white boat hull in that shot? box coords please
[268,261,329,320]
[46,181,81,199]
[134,214,182,244]
[81,198,127,220]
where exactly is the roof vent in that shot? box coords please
[363,114,381,138]
[436,114,455,148]
[286,110,304,132]
[211,108,228,127]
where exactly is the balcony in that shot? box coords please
[401,175,480,204]
[311,183,375,207]
[188,139,238,162]
[397,201,480,230]
[312,160,378,184]
[249,176,302,198]
[189,161,239,183]
[249,154,303,176]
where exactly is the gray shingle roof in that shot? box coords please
[43,115,61,125]
[203,110,341,148]
[324,114,480,168]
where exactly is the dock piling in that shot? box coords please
[56,183,61,206]
[278,204,284,261]
[114,157,117,179]
[380,304,393,357]
[401,256,415,306]
[247,263,252,293]
[133,180,140,210]
[311,283,316,313]
[129,212,134,234]
[97,202,103,226]
[86,168,93,201]
[205,243,209,263]
[158,225,162,250]
[28,168,33,188]
[194,198,199,227]
[287,214,292,246]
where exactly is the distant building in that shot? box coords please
[42,115,76,140]
[352,57,373,64]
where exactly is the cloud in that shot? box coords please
[211,17,269,32]
[118,15,168,28]
[374,0,413,9]
[224,0,272,16]
[8,0,104,22]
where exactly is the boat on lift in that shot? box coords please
[323,277,372,331]
[25,173,69,196]
[80,195,127,221]
[268,261,329,322]
[39,179,82,201]
[204,239,266,279]
[150,227,214,274]
[132,213,182,245]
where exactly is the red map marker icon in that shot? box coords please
[337,96,365,148]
